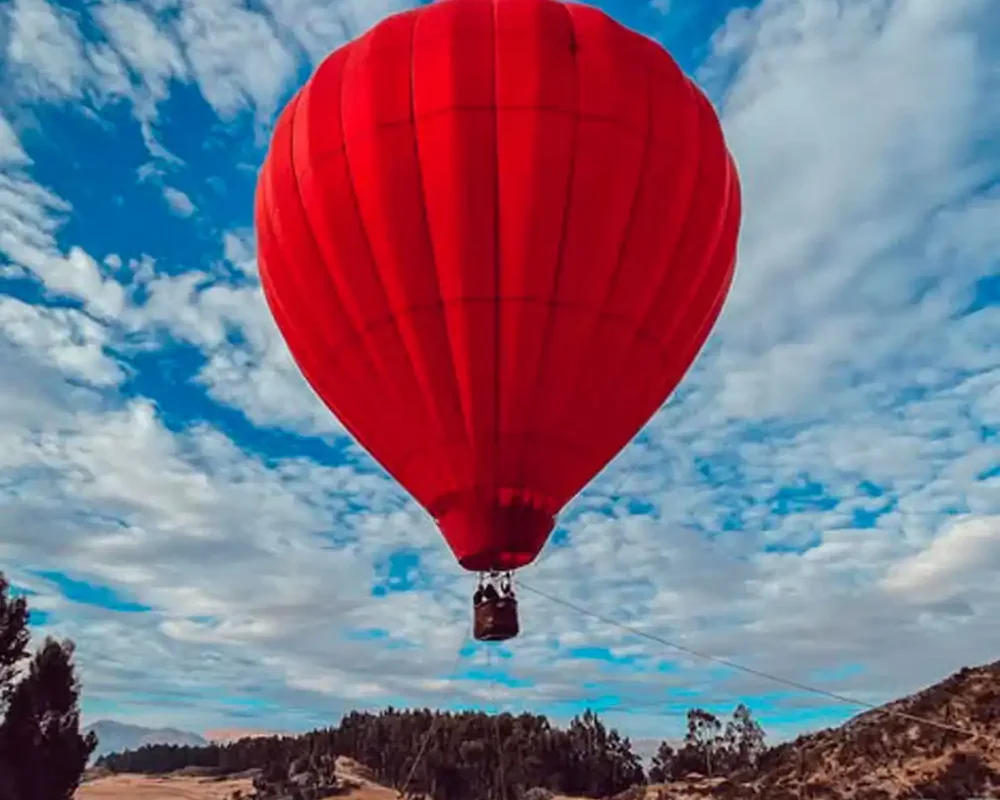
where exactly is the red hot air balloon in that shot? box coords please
[256,0,741,641]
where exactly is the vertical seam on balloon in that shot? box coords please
[289,57,399,424]
[647,100,736,393]
[626,95,737,439]
[337,32,449,492]
[307,66,430,462]
[646,153,740,407]
[281,95,371,439]
[491,0,502,544]
[552,72,707,521]
[514,0,580,499]
[553,34,655,452]
[405,10,466,501]
[266,96,396,463]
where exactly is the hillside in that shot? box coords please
[741,661,1000,799]
[86,660,1000,800]
[650,660,1000,799]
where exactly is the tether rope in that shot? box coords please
[486,645,510,800]
[397,624,473,799]
[519,581,980,740]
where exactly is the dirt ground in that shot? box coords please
[76,774,255,800]
[75,754,600,800]
[76,758,401,800]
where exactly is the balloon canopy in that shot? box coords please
[255,0,741,576]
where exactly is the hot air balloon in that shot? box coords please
[255,0,741,642]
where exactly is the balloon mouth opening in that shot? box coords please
[432,494,558,573]
[458,549,539,572]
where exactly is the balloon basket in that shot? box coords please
[473,595,520,642]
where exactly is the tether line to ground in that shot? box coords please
[518,580,980,740]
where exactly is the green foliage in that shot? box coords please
[0,572,97,800]
[648,705,768,783]
[98,702,772,800]
[99,707,646,799]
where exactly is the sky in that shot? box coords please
[0,0,999,749]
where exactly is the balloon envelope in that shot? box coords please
[255,0,741,573]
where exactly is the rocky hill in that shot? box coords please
[652,660,1000,800]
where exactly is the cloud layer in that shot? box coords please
[1,0,998,743]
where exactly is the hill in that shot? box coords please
[89,660,1000,800]
[737,661,1000,799]
[645,660,1000,799]
[85,720,207,761]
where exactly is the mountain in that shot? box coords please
[84,720,207,761]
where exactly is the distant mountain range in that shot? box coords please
[84,720,207,761]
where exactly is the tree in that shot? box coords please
[680,709,724,778]
[0,575,30,714]
[647,741,675,783]
[106,706,648,800]
[723,704,766,773]
[0,572,97,800]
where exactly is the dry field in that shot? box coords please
[75,773,596,800]
[76,773,403,800]
[76,773,255,800]
[77,757,403,800]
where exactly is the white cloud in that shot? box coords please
[6,0,89,100]
[0,297,124,387]
[222,229,258,278]
[93,2,188,107]
[260,0,411,65]
[882,516,1000,602]
[174,0,297,121]
[3,0,412,159]
[162,186,196,217]
[0,114,30,166]
[0,0,999,743]
[698,0,1000,422]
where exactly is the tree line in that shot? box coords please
[97,701,769,800]
[0,573,97,800]
[0,568,773,800]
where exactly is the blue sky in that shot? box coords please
[1,0,999,750]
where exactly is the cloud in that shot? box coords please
[0,297,124,387]
[93,2,187,109]
[5,0,89,101]
[162,186,195,217]
[0,114,30,166]
[882,516,1000,602]
[0,0,998,744]
[174,0,297,122]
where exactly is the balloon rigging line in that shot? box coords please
[518,581,980,740]
[398,624,473,799]
[487,646,510,800]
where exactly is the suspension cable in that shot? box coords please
[519,581,980,740]
[397,624,473,799]
[486,646,509,800]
